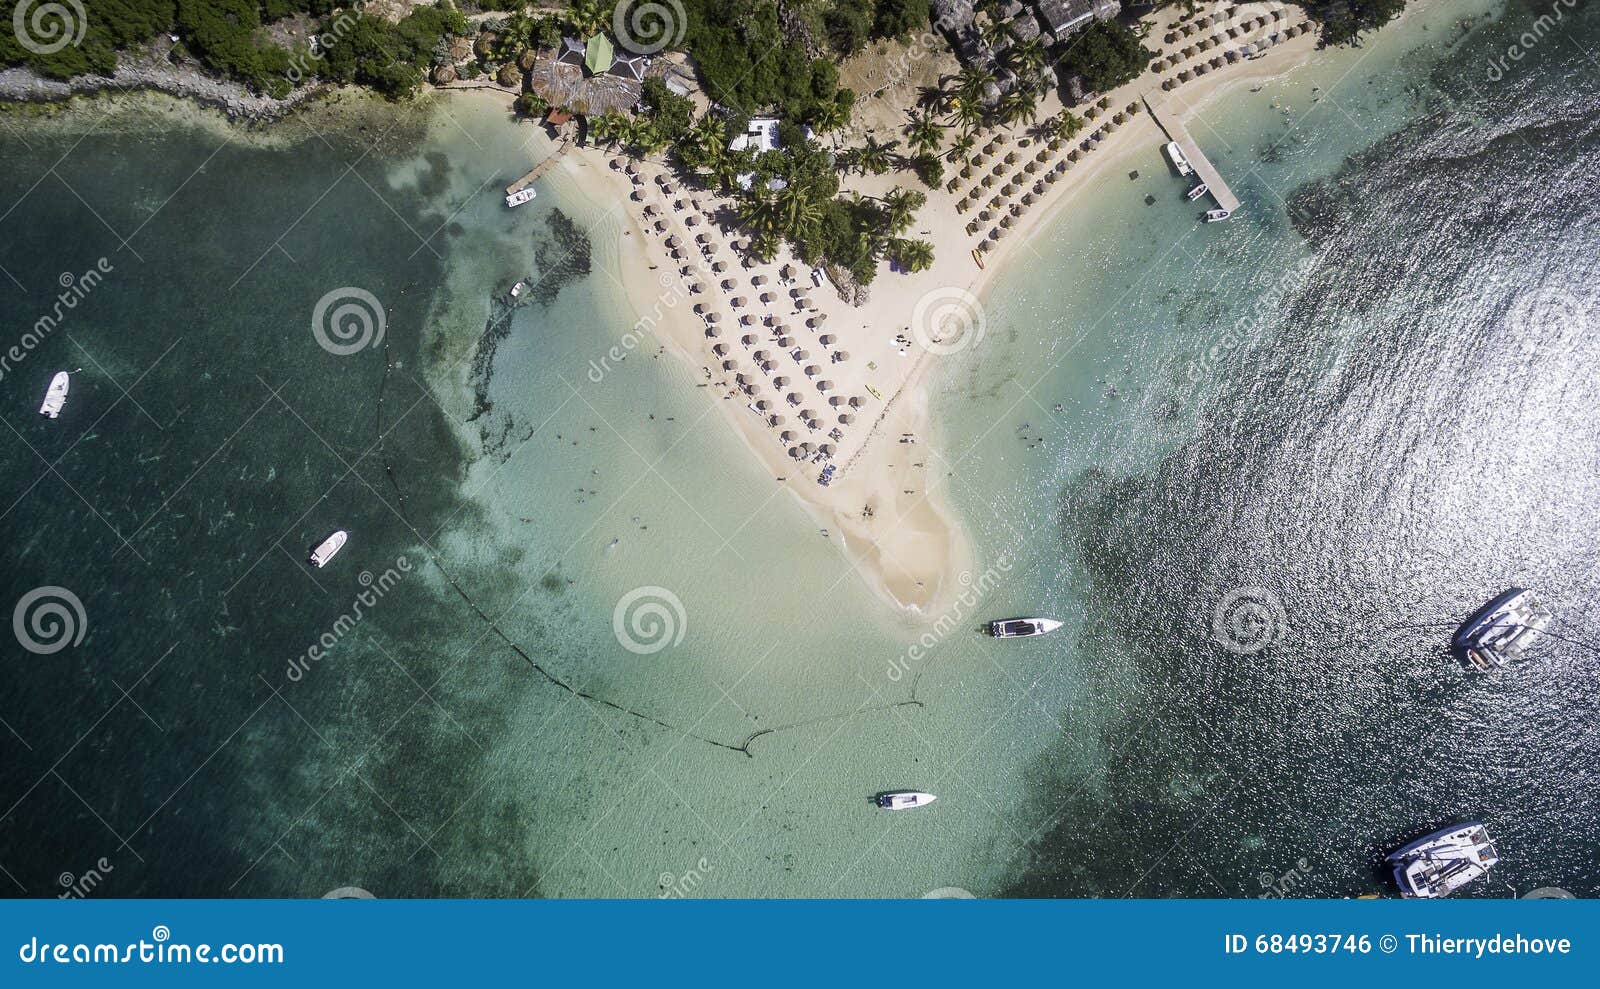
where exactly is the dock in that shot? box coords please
[505,140,570,197]
[1142,94,1240,214]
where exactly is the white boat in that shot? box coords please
[510,281,526,298]
[309,530,348,568]
[988,617,1063,639]
[505,187,537,207]
[1186,182,1210,202]
[1204,208,1232,222]
[876,791,937,810]
[38,371,69,418]
[1164,141,1193,177]
[1388,822,1499,898]
[1453,587,1552,671]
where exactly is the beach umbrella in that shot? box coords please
[694,303,708,314]
[829,395,845,407]
[690,282,704,294]
[966,220,981,235]
[760,291,775,304]
[712,343,728,356]
[838,413,856,425]
[780,430,796,443]
[705,327,720,338]
[1162,78,1176,91]
[800,442,816,455]
[787,393,802,406]
[769,415,785,427]
[685,215,699,227]
[722,359,738,371]
[754,349,771,361]
[1045,171,1060,185]
[791,349,810,360]
[781,263,796,279]
[806,316,826,328]
[644,204,658,217]
[721,278,736,290]
[1022,193,1036,205]
[752,274,768,285]
[796,296,814,309]
[735,372,749,385]
[712,260,727,272]
[817,380,835,392]
[626,162,639,175]
[819,444,835,457]
[759,360,776,372]
[993,226,1008,239]
[979,209,992,222]
[705,311,721,323]
[848,396,864,408]
[631,190,644,202]
[775,335,793,348]
[787,447,804,460]
[666,235,682,248]
[740,314,755,325]
[1000,215,1014,228]
[697,233,711,244]
[819,334,836,346]
[804,365,821,378]
[732,296,747,308]
[654,174,666,186]
[773,376,790,388]
[662,182,676,194]
[741,334,757,346]
[832,351,850,363]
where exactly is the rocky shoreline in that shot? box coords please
[0,49,322,123]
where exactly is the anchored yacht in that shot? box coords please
[1453,587,1553,671]
[506,188,537,208]
[875,791,937,810]
[38,371,69,418]
[1164,141,1194,177]
[1388,822,1499,898]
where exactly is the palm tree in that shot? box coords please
[916,83,952,115]
[590,110,628,148]
[998,88,1038,129]
[888,238,935,273]
[855,136,900,176]
[945,131,976,163]
[1006,37,1047,79]
[775,184,823,242]
[905,112,944,157]
[811,97,850,135]
[1058,110,1084,140]
[879,187,925,234]
[565,0,607,37]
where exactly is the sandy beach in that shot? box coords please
[509,4,1329,617]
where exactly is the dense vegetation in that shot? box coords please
[0,0,463,99]
[1056,20,1152,95]
[1292,0,1408,46]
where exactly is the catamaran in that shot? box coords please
[506,187,537,207]
[309,530,348,568]
[875,791,937,810]
[988,617,1063,638]
[1164,141,1194,177]
[1387,822,1499,898]
[1453,587,1553,671]
[38,371,69,418]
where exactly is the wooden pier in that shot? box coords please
[1142,94,1241,215]
[505,140,570,197]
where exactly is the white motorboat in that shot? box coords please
[1388,822,1499,898]
[1164,141,1193,177]
[1186,182,1210,202]
[309,530,348,568]
[876,791,937,810]
[988,617,1063,638]
[1204,208,1232,222]
[506,187,537,207]
[39,371,70,418]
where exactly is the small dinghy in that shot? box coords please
[875,791,937,810]
[506,188,537,208]
[309,530,348,568]
[39,371,70,419]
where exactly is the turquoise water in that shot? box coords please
[3,0,1596,898]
